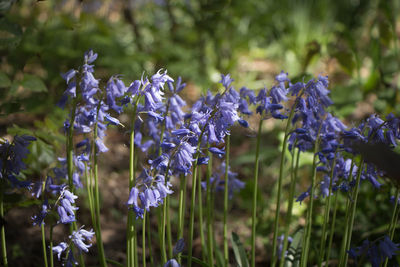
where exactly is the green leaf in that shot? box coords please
[284,229,303,267]
[0,18,22,49]
[106,258,124,267]
[0,102,21,115]
[180,255,210,267]
[20,74,48,93]
[10,74,48,96]
[0,72,11,88]
[231,232,249,267]
[214,240,225,267]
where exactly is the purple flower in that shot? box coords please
[52,242,68,260]
[173,238,185,255]
[296,187,311,204]
[32,199,49,226]
[70,228,95,252]
[220,73,234,89]
[209,147,225,158]
[84,49,98,64]
[57,188,78,224]
[379,236,399,259]
[163,259,180,267]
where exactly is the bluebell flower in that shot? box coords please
[57,205,75,224]
[52,242,68,260]
[65,248,78,267]
[379,236,399,259]
[32,199,49,226]
[163,259,180,267]
[348,236,399,267]
[296,187,311,204]
[197,157,209,165]
[277,234,293,259]
[220,73,234,89]
[127,168,173,218]
[70,228,95,253]
[173,238,185,255]
[201,163,245,198]
[172,141,196,175]
[57,188,78,224]
[209,147,225,158]
[84,49,98,64]
[319,176,331,198]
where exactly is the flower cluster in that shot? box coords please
[52,227,94,265]
[201,163,245,199]
[348,236,399,266]
[0,135,36,188]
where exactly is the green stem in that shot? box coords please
[383,188,400,267]
[159,103,170,264]
[142,211,146,267]
[49,226,54,267]
[206,150,214,267]
[93,124,108,267]
[166,196,173,260]
[66,101,85,267]
[251,119,263,267]
[271,106,297,267]
[41,223,48,267]
[389,188,400,239]
[223,134,230,267]
[390,196,400,239]
[342,159,364,266]
[128,106,138,267]
[187,160,199,267]
[326,191,338,264]
[279,147,300,267]
[318,152,337,267]
[197,166,207,262]
[146,212,153,266]
[177,174,187,264]
[300,137,321,267]
[161,198,167,264]
[187,102,224,267]
[338,159,355,266]
[85,163,96,228]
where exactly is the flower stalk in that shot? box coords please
[223,134,230,266]
[251,118,263,267]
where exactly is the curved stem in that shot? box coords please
[279,147,300,267]
[251,119,263,267]
[223,134,230,266]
